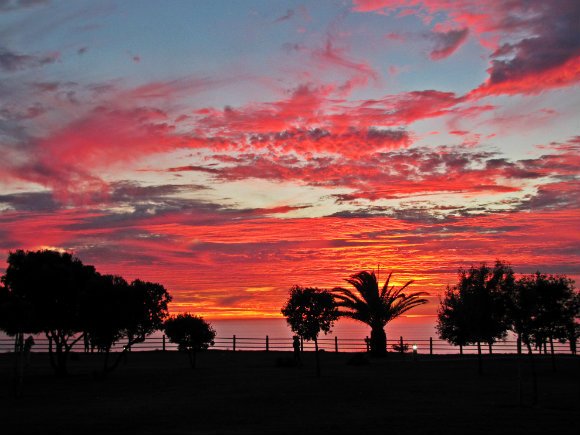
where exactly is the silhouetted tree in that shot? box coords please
[505,272,577,405]
[164,314,216,368]
[437,261,513,374]
[83,274,129,352]
[82,274,134,372]
[281,286,338,377]
[436,285,471,350]
[100,279,172,373]
[332,271,427,357]
[0,250,172,377]
[0,250,96,377]
[509,273,578,361]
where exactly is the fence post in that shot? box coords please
[162,334,166,352]
[335,336,338,352]
[459,344,463,355]
[517,335,522,355]
[300,336,304,352]
[266,335,269,352]
[429,337,433,355]
[400,336,404,354]
[233,335,236,352]
[365,336,370,352]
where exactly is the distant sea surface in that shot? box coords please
[0,316,438,348]
[208,316,437,340]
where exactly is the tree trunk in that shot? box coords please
[477,341,483,376]
[314,338,321,378]
[549,337,555,372]
[14,332,24,398]
[105,345,130,373]
[47,333,56,372]
[370,326,387,357]
[103,347,111,374]
[488,342,493,354]
[517,350,523,407]
[188,350,197,369]
[55,343,68,378]
[47,332,69,378]
[526,342,538,406]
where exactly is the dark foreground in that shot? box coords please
[1,351,579,434]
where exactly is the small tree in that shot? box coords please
[437,261,513,374]
[164,314,216,368]
[281,286,338,377]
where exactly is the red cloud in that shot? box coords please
[2,203,579,318]
[167,138,580,205]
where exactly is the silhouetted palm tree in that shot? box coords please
[332,271,427,356]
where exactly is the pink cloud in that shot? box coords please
[354,0,580,96]
[429,27,469,60]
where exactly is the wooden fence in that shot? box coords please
[0,335,576,355]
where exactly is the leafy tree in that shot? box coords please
[437,261,513,374]
[332,271,427,356]
[505,272,577,405]
[281,286,338,377]
[509,272,578,356]
[82,274,134,372]
[437,285,471,349]
[164,314,216,368]
[0,250,97,377]
[99,279,172,373]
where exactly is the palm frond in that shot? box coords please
[380,272,393,299]
[332,287,365,307]
[334,269,427,328]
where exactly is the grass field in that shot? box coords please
[1,350,579,434]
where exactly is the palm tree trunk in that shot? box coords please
[370,326,386,357]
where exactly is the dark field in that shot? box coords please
[1,351,579,434]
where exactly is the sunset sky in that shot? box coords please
[1,0,579,321]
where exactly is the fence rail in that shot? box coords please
[0,334,577,355]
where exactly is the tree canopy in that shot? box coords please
[164,314,216,368]
[281,286,338,342]
[508,272,579,353]
[0,249,172,376]
[0,250,97,376]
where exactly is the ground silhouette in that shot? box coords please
[1,351,578,434]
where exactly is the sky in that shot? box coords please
[0,0,579,321]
